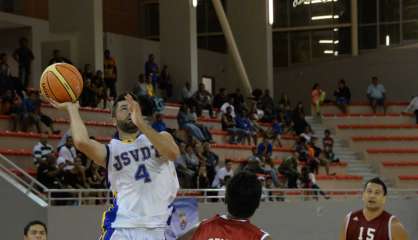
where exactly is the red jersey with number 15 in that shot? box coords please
[191,215,269,240]
[345,210,394,240]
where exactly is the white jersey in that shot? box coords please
[102,134,179,230]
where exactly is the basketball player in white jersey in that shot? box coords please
[49,93,180,240]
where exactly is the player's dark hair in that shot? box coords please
[111,92,138,117]
[364,177,387,196]
[24,220,47,236]
[225,171,262,219]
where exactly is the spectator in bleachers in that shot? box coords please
[193,83,214,118]
[257,137,273,162]
[221,106,244,144]
[300,166,329,199]
[13,37,34,88]
[0,53,10,76]
[37,153,65,189]
[132,74,155,115]
[159,65,172,99]
[177,105,207,142]
[278,152,299,188]
[145,54,159,89]
[80,64,95,107]
[24,220,47,240]
[31,91,60,134]
[58,136,77,171]
[220,97,236,118]
[279,93,291,113]
[235,109,257,145]
[307,137,334,176]
[86,161,105,189]
[188,105,214,143]
[181,82,193,105]
[229,88,245,113]
[48,49,72,65]
[202,142,219,185]
[211,159,233,188]
[133,74,147,97]
[292,102,309,135]
[151,113,167,132]
[311,83,326,117]
[9,94,24,131]
[334,79,351,113]
[145,75,155,97]
[294,136,308,162]
[404,95,418,124]
[0,89,14,114]
[22,91,42,133]
[92,70,107,108]
[300,125,314,143]
[260,89,275,122]
[104,49,117,99]
[213,88,228,110]
[367,76,386,114]
[323,129,340,163]
[175,143,196,188]
[269,116,283,147]
[32,132,54,166]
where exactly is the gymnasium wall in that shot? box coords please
[44,199,418,240]
[275,46,418,109]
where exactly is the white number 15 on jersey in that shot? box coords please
[358,227,376,240]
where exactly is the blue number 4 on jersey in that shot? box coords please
[135,164,151,182]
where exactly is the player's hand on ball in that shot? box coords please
[125,94,143,125]
[47,98,79,111]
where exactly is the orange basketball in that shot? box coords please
[40,63,83,103]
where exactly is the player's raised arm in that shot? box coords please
[125,94,180,161]
[391,218,409,240]
[49,100,107,167]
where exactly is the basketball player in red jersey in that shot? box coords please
[339,177,409,240]
[179,171,272,240]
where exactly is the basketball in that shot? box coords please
[39,63,83,103]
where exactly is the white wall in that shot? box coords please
[275,46,418,109]
[104,32,228,97]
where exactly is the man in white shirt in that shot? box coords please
[367,77,386,113]
[211,159,233,188]
[58,136,77,171]
[220,98,236,118]
[404,96,418,124]
[32,132,54,166]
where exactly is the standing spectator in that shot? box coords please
[13,37,34,88]
[80,64,95,107]
[58,136,77,171]
[211,159,233,188]
[32,132,54,167]
[103,49,117,99]
[159,65,172,99]
[181,82,193,105]
[48,49,71,65]
[220,97,236,118]
[292,102,309,135]
[193,83,214,117]
[404,95,418,124]
[92,70,107,108]
[24,220,47,240]
[37,153,64,189]
[311,83,326,116]
[213,88,228,110]
[278,152,300,188]
[145,54,159,89]
[202,142,219,185]
[367,76,386,114]
[334,79,351,113]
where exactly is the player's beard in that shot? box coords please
[117,119,138,133]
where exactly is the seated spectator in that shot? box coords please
[213,88,228,110]
[300,125,314,143]
[278,152,300,188]
[0,53,12,93]
[300,166,329,200]
[278,93,292,113]
[9,94,24,131]
[177,105,207,142]
[292,102,309,135]
[31,91,60,134]
[260,89,275,122]
[220,97,236,118]
[202,142,219,184]
[229,88,245,113]
[211,159,233,188]
[323,129,340,163]
[221,106,245,144]
[188,105,214,142]
[48,49,72,65]
[175,143,196,188]
[311,83,326,116]
[152,113,167,132]
[257,137,273,162]
[32,132,54,167]
[22,91,42,133]
[181,82,193,105]
[37,153,65,189]
[92,70,108,109]
[404,95,418,124]
[307,137,334,176]
[159,65,172,99]
[294,136,308,162]
[235,109,257,145]
[0,89,14,114]
[145,75,155,97]
[80,64,96,107]
[58,136,77,171]
[334,79,351,113]
[132,74,155,116]
[86,161,105,189]
[367,76,386,113]
[193,83,214,117]
[269,116,283,147]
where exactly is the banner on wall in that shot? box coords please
[165,198,199,240]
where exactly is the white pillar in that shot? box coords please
[160,0,198,99]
